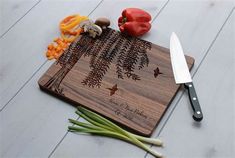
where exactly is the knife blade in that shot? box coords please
[170,32,203,122]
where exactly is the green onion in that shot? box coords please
[68,106,163,158]
[77,107,163,146]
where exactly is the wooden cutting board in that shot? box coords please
[38,28,194,136]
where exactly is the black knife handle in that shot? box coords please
[184,82,203,122]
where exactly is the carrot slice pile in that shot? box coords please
[46,38,69,60]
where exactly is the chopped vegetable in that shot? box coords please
[59,14,88,35]
[46,38,69,59]
[60,28,83,42]
[118,8,151,36]
[46,14,88,60]
[59,14,88,42]
[68,106,163,158]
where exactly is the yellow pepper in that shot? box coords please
[60,15,88,32]
[61,28,83,42]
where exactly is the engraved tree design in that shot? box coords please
[81,29,121,87]
[82,28,152,87]
[44,28,152,92]
[44,35,94,94]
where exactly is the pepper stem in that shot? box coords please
[122,17,127,24]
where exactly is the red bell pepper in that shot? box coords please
[118,8,151,36]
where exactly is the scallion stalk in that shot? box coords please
[68,106,163,158]
[77,106,163,146]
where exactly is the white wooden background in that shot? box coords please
[0,0,234,157]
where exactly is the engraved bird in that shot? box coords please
[154,67,163,78]
[106,84,118,96]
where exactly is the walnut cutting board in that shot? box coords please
[38,28,194,136]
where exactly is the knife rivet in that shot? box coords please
[197,111,201,114]
[193,97,197,100]
[189,84,192,87]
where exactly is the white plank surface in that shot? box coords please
[143,0,235,137]
[149,10,235,158]
[0,61,78,158]
[0,0,234,158]
[0,0,102,157]
[0,0,101,110]
[0,0,40,36]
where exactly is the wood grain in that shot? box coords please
[38,29,194,136]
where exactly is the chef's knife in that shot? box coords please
[170,32,203,122]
